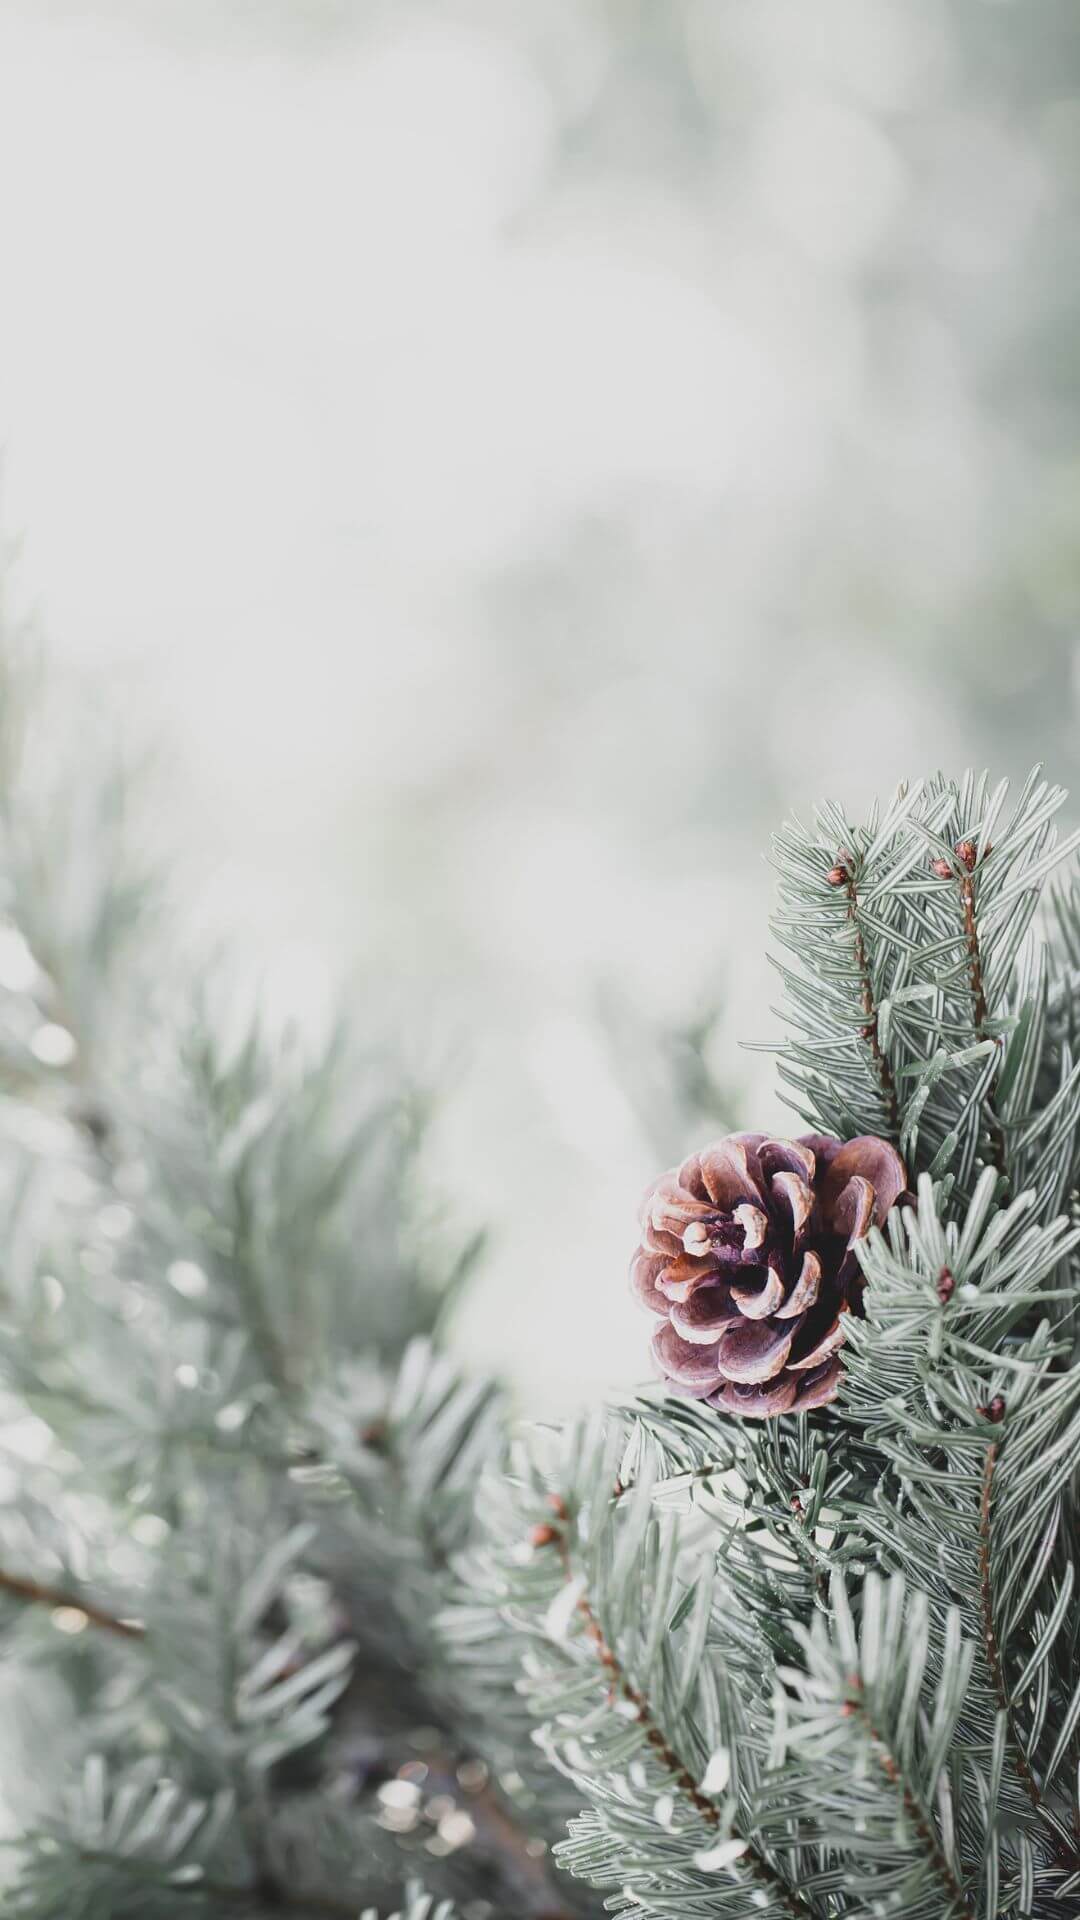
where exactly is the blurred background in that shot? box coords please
[1,0,1079,1410]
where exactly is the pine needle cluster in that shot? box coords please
[444,773,1080,1920]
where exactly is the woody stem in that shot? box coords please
[844,873,900,1137]
[959,872,1008,1180]
[849,1695,974,1920]
[978,1444,1080,1870]
[0,1566,142,1638]
[550,1521,813,1919]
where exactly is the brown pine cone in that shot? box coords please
[630,1131,906,1419]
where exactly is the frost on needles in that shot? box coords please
[0,651,580,1920]
[1,660,1080,1920]
[446,771,1080,1920]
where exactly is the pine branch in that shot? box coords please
[844,1178,1080,1898]
[840,860,901,1137]
[978,1437,1080,1876]
[845,1684,975,1920]
[769,772,1080,1199]
[543,1502,812,1920]
[953,849,1008,1180]
[763,1573,980,1920]
[0,1564,142,1638]
[978,1442,1038,1813]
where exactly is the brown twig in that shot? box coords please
[978,1440,1080,1876]
[788,1497,830,1611]
[841,869,900,1138]
[0,1565,143,1638]
[960,878,992,1037]
[544,1504,811,1920]
[979,1445,1047,1816]
[847,1689,974,1920]
[958,868,1008,1181]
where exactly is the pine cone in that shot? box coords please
[630,1131,906,1419]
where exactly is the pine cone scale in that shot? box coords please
[668,1284,741,1342]
[713,1317,795,1383]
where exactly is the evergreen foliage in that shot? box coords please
[0,650,583,1917]
[445,774,1080,1919]
[2,640,1080,1920]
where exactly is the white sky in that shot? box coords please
[0,2,1068,1407]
